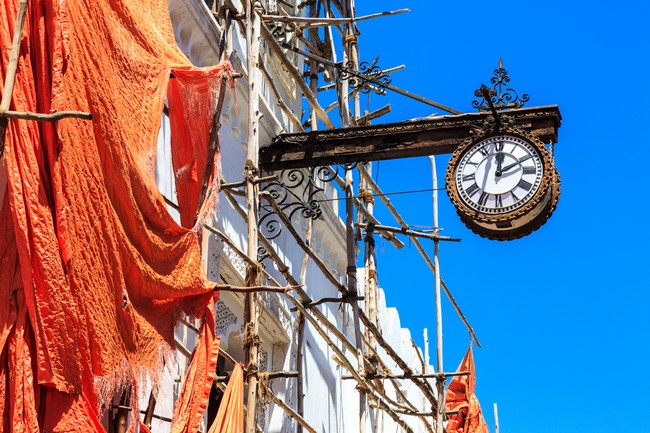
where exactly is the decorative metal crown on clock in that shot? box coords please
[472,58,530,112]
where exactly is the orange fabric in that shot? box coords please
[171,301,220,433]
[168,68,231,228]
[0,0,230,431]
[207,363,244,433]
[444,345,489,433]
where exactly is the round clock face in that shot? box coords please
[455,135,543,214]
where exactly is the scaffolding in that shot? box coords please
[202,1,482,433]
[0,1,523,432]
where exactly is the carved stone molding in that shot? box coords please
[260,292,293,336]
[215,300,238,337]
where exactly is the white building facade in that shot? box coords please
[149,1,437,432]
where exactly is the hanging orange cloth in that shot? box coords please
[444,345,490,433]
[0,0,231,431]
[207,363,244,433]
[168,68,229,229]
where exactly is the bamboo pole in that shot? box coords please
[424,328,430,372]
[244,2,263,432]
[340,3,369,431]
[261,8,409,27]
[290,293,415,433]
[342,371,469,380]
[289,295,363,311]
[259,23,334,129]
[286,45,462,115]
[0,1,92,157]
[142,392,156,430]
[361,165,378,358]
[0,0,28,114]
[114,390,130,433]
[357,104,391,125]
[308,0,320,133]
[1,110,92,121]
[357,165,481,347]
[0,0,27,156]
[357,223,461,242]
[430,156,445,433]
[258,59,304,132]
[219,189,357,355]
[195,75,229,223]
[295,311,306,433]
[273,0,324,56]
[296,182,314,433]
[214,283,300,293]
[323,166,404,249]
[258,192,348,294]
[214,371,298,382]
[364,339,435,433]
[262,385,318,433]
[412,336,427,373]
[358,310,438,408]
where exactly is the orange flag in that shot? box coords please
[207,363,245,433]
[444,345,489,433]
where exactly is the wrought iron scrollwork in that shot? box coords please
[338,59,392,94]
[257,245,270,267]
[258,165,351,240]
[472,58,529,112]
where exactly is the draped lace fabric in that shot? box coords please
[0,0,231,430]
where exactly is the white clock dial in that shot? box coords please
[455,135,543,214]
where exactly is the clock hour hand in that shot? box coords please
[497,154,533,175]
[495,152,505,174]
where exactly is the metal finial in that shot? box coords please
[472,59,529,112]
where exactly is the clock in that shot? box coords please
[445,129,560,240]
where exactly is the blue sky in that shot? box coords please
[346,1,650,432]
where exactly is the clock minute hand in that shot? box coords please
[499,154,533,173]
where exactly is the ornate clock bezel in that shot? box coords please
[445,127,560,240]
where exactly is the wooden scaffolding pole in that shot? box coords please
[259,22,334,129]
[0,0,28,115]
[261,8,409,27]
[430,156,445,433]
[338,2,369,432]
[244,2,263,433]
[362,164,379,357]
[0,0,91,155]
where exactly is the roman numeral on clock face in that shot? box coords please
[478,192,489,206]
[465,183,480,197]
[522,166,536,175]
[462,173,475,181]
[479,146,490,156]
[518,179,533,190]
[511,190,520,201]
[495,194,503,208]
